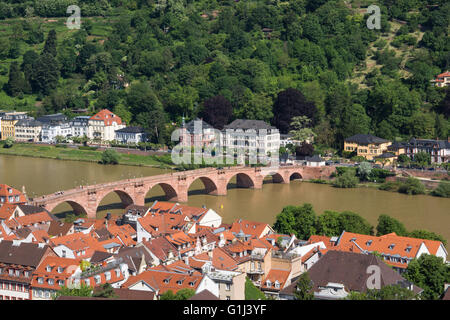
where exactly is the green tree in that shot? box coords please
[289,116,316,142]
[346,285,418,300]
[43,29,57,57]
[404,254,450,300]
[294,273,314,300]
[100,149,119,165]
[332,170,359,188]
[31,52,60,95]
[3,137,14,148]
[245,278,266,300]
[376,214,408,236]
[273,204,316,239]
[92,283,118,298]
[407,230,447,247]
[5,61,25,97]
[357,162,372,182]
[53,284,93,300]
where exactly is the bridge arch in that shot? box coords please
[96,189,135,212]
[262,172,286,184]
[146,182,179,202]
[289,172,303,181]
[48,200,88,217]
[226,172,256,189]
[187,176,219,196]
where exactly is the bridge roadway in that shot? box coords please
[29,165,336,218]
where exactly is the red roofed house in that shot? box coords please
[334,231,448,273]
[0,240,57,300]
[30,256,81,300]
[49,232,106,260]
[88,109,125,142]
[230,219,274,240]
[431,71,450,87]
[121,269,211,298]
[0,184,27,205]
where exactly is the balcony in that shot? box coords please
[247,268,264,275]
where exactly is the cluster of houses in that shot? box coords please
[0,183,448,300]
[0,110,147,145]
[344,134,450,165]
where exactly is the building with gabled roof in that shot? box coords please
[344,134,391,160]
[141,237,178,265]
[230,219,274,240]
[88,109,125,142]
[430,71,450,87]
[0,240,56,300]
[121,269,205,296]
[279,251,423,300]
[0,184,27,206]
[30,256,81,300]
[333,231,448,272]
[49,231,105,260]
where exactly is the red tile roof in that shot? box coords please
[0,184,27,204]
[230,219,272,239]
[89,109,122,126]
[122,269,203,294]
[31,256,81,291]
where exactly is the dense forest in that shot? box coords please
[0,0,449,151]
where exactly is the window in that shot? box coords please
[46,266,52,272]
[9,269,13,276]
[58,280,64,286]
[266,280,271,288]
[57,267,63,273]
[95,275,101,284]
[38,277,44,284]
[105,272,111,281]
[48,279,54,285]
[115,269,120,277]
[225,283,231,291]
[85,279,90,286]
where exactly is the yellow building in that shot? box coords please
[344,134,392,160]
[1,112,28,140]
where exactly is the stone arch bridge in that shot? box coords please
[29,165,336,218]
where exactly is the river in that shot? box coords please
[1,154,449,243]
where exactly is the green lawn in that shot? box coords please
[0,142,172,168]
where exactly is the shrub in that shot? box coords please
[3,137,14,148]
[378,181,400,191]
[398,177,426,195]
[431,182,450,198]
[100,149,119,165]
[332,170,359,188]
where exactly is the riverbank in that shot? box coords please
[307,178,450,198]
[0,142,176,169]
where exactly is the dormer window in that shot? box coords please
[46,266,52,272]
[58,280,64,286]
[388,243,395,250]
[164,279,170,284]
[405,246,412,252]
[15,270,20,277]
[57,267,63,273]
[48,279,54,285]
[38,277,44,284]
[274,281,280,289]
[177,279,184,285]
[366,240,372,246]
[266,280,271,288]
[115,269,120,277]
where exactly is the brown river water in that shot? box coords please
[1,154,449,243]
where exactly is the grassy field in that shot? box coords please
[0,142,174,168]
